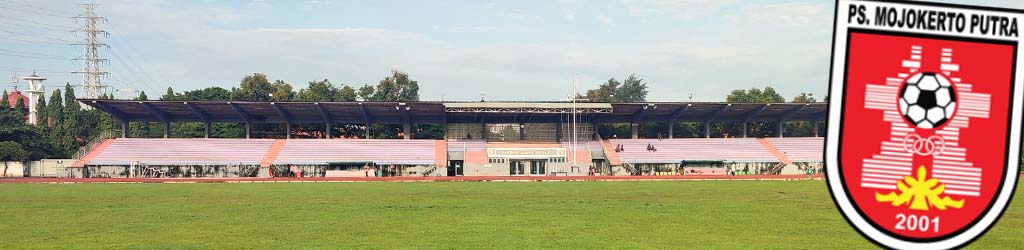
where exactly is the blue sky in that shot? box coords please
[1,0,1022,101]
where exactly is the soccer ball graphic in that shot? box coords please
[898,72,957,129]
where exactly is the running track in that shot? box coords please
[0,174,825,184]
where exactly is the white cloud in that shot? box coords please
[12,0,839,102]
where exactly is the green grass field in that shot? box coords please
[0,181,1021,249]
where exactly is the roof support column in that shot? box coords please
[703,104,729,138]
[777,104,807,139]
[668,122,674,139]
[163,121,170,138]
[204,121,211,139]
[121,119,130,138]
[631,122,639,139]
[813,121,820,137]
[555,118,562,142]
[271,103,293,140]
[325,123,332,139]
[703,121,710,138]
[481,121,487,140]
[740,104,767,139]
[777,120,785,138]
[398,103,411,140]
[480,114,487,141]
[315,103,334,140]
[359,103,371,139]
[228,102,254,139]
[668,104,691,139]
[403,122,412,140]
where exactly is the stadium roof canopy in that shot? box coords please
[80,100,828,124]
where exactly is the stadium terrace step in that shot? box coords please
[72,139,115,167]
[84,138,277,166]
[608,138,778,164]
[758,138,792,165]
[764,137,824,162]
[599,139,622,166]
[260,139,287,168]
[273,139,438,165]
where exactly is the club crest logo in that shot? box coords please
[828,1,1023,249]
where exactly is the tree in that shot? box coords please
[161,87,180,101]
[60,83,82,156]
[130,91,152,137]
[792,93,816,103]
[338,85,357,102]
[297,79,338,102]
[616,74,648,102]
[357,84,375,101]
[0,141,28,177]
[581,74,649,103]
[47,89,64,144]
[35,93,47,127]
[721,86,787,137]
[0,90,7,109]
[13,95,26,118]
[787,93,819,137]
[183,87,232,101]
[270,80,295,102]
[369,70,419,102]
[0,97,22,127]
[727,86,785,103]
[582,78,621,102]
[233,73,274,102]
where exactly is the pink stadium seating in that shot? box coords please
[86,138,276,166]
[764,137,824,162]
[560,141,603,152]
[608,138,779,163]
[274,139,439,165]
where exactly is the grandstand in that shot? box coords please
[72,100,827,178]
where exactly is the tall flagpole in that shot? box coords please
[572,73,577,170]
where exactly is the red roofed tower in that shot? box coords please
[5,89,30,123]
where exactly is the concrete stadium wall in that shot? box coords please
[1,162,24,178]
[24,159,75,177]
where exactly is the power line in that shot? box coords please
[0,28,76,43]
[105,19,161,95]
[0,0,76,17]
[0,13,75,29]
[106,40,157,93]
[0,52,72,60]
[0,36,68,45]
[0,1,67,18]
[0,48,72,58]
[0,19,71,32]
[0,67,69,74]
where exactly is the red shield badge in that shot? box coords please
[828,1,1023,249]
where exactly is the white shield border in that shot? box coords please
[826,0,1023,249]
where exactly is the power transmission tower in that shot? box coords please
[71,3,109,99]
